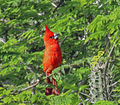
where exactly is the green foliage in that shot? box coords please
[94,100,117,105]
[90,51,104,69]
[0,0,120,105]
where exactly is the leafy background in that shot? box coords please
[0,0,120,105]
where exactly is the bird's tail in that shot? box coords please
[45,77,60,95]
[45,77,52,96]
[52,78,60,95]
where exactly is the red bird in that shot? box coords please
[43,24,62,95]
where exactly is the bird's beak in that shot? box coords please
[54,33,59,40]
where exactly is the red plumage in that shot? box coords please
[43,24,62,95]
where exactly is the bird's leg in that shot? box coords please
[45,70,52,95]
[46,72,49,79]
[46,70,51,83]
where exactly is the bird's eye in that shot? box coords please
[49,36,54,39]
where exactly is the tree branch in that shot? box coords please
[59,36,68,47]
[109,81,118,87]
[103,41,117,100]
[0,38,6,43]
[52,0,64,14]
[51,3,57,7]
[104,41,116,72]
[80,92,90,98]
[0,70,59,99]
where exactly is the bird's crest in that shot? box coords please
[45,24,50,32]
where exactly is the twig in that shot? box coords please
[59,36,68,47]
[0,79,41,100]
[0,38,6,43]
[104,41,116,74]
[109,81,118,87]
[11,79,40,95]
[20,72,57,91]
[0,62,83,99]
[79,95,86,105]
[51,3,57,7]
[80,92,90,98]
[0,71,59,100]
[104,39,110,54]
[26,65,34,73]
[52,0,64,14]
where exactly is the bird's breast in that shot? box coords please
[43,44,62,73]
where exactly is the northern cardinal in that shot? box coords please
[43,24,62,95]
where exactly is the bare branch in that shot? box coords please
[0,69,60,99]
[103,41,117,100]
[51,3,57,7]
[109,81,118,87]
[79,95,86,105]
[104,41,116,72]
[52,0,64,14]
[59,36,68,47]
[80,92,90,98]
[0,38,6,43]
